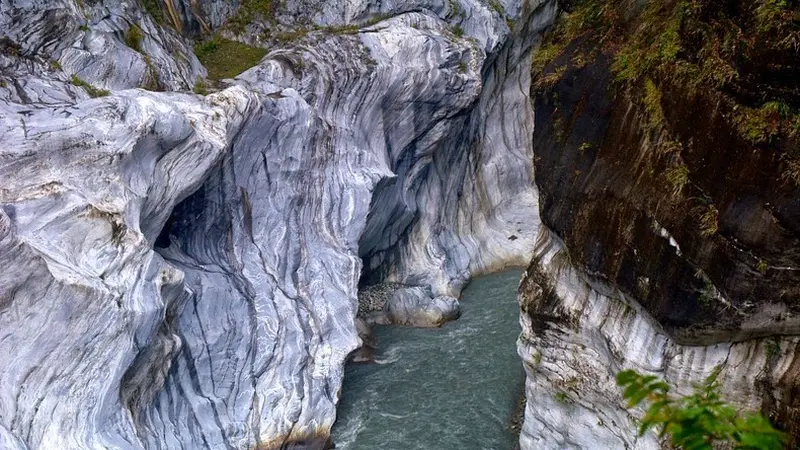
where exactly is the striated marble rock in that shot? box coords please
[0,0,205,91]
[0,0,555,448]
[0,86,255,449]
[356,282,459,327]
[385,287,460,327]
[518,229,800,449]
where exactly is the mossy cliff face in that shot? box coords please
[532,0,800,343]
[519,0,800,447]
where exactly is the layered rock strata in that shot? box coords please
[0,0,555,448]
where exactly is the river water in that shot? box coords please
[332,270,525,450]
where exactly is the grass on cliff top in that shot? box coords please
[194,36,267,81]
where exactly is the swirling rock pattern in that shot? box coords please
[0,0,205,90]
[517,229,800,449]
[0,0,555,448]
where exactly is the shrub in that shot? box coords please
[141,55,160,91]
[225,0,273,35]
[194,36,267,81]
[193,79,208,95]
[488,0,504,15]
[617,368,786,450]
[766,338,781,360]
[124,24,144,53]
[756,258,769,275]
[665,164,689,196]
[698,205,719,236]
[643,78,665,130]
[142,0,165,24]
[554,391,571,404]
[70,75,110,97]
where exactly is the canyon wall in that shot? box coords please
[518,5,800,447]
[0,0,555,448]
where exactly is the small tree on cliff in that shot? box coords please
[617,367,786,450]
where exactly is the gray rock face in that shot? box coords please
[386,287,460,327]
[517,229,800,449]
[0,0,554,448]
[1,0,205,91]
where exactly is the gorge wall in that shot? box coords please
[518,1,800,448]
[0,0,555,448]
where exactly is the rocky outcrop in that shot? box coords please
[0,0,555,448]
[519,2,800,447]
[1,0,205,90]
[518,230,800,449]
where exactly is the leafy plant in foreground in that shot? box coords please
[617,368,786,450]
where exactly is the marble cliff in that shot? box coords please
[0,0,554,448]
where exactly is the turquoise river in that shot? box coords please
[332,270,526,450]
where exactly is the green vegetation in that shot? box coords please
[698,278,719,305]
[457,61,468,73]
[141,55,160,91]
[698,205,719,236]
[273,28,310,44]
[665,163,689,196]
[766,338,782,360]
[451,25,465,38]
[531,0,616,77]
[323,23,361,35]
[554,391,571,404]
[783,156,800,186]
[643,78,665,130]
[193,79,208,95]
[225,0,274,35]
[531,43,561,75]
[124,24,144,53]
[756,258,769,275]
[194,36,267,81]
[142,0,165,25]
[617,368,786,450]
[532,0,800,182]
[70,74,110,97]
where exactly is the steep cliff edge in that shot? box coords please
[0,0,555,449]
[519,0,800,448]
